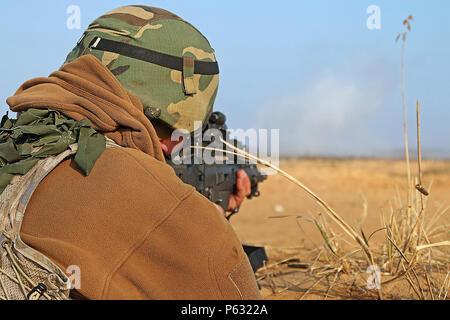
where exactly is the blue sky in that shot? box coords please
[0,1,449,157]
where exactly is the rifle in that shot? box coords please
[166,111,268,272]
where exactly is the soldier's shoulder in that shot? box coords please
[101,146,193,201]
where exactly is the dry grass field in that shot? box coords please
[231,158,450,300]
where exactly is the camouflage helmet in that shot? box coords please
[64,5,219,133]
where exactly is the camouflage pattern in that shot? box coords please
[0,146,77,300]
[65,5,219,133]
[0,139,119,300]
[0,109,106,195]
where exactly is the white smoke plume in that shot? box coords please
[254,63,397,157]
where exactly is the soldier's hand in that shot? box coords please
[227,169,251,212]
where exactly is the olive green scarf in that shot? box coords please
[0,108,105,194]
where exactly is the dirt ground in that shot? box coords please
[230,158,450,300]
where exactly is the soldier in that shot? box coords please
[0,5,260,300]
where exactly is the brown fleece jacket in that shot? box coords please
[6,56,261,300]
